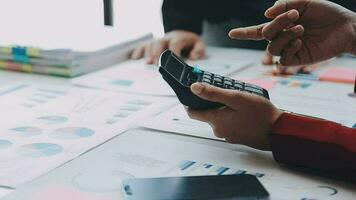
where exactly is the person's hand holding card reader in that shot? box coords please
[122,174,269,200]
[159,50,270,109]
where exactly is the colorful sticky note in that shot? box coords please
[27,47,41,57]
[21,64,33,73]
[1,47,12,54]
[243,78,277,90]
[12,46,27,56]
[319,67,356,84]
[13,54,30,63]
[0,61,6,68]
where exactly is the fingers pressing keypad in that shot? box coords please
[199,72,267,98]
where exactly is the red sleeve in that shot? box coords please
[269,112,356,182]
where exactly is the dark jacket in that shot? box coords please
[162,0,356,49]
[162,0,356,34]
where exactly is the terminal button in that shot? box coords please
[234,82,244,90]
[192,67,203,75]
[202,77,212,84]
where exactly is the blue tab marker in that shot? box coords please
[12,47,29,63]
[13,54,30,63]
[12,46,27,56]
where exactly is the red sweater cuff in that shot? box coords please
[269,113,356,182]
[271,113,356,153]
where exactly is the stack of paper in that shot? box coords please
[0,34,152,77]
[0,0,155,77]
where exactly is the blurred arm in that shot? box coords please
[270,113,356,182]
[162,0,203,34]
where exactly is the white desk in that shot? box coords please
[0,48,355,199]
[0,48,258,199]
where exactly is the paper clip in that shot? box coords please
[354,76,356,95]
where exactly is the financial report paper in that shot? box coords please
[3,129,355,200]
[0,83,175,187]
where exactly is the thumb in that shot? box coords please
[190,83,244,108]
[189,39,206,60]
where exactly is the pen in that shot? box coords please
[0,185,15,190]
[347,76,356,98]
[354,76,356,94]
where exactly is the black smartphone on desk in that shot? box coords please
[159,50,269,109]
[122,174,269,200]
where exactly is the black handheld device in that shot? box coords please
[159,50,270,109]
[122,174,269,200]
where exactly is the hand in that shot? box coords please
[229,0,356,66]
[130,30,206,64]
[262,50,307,74]
[262,50,275,65]
[186,83,283,151]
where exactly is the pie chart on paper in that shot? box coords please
[37,116,68,125]
[10,126,42,137]
[51,127,95,140]
[17,143,63,158]
[0,140,12,150]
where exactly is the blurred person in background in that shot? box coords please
[131,0,355,74]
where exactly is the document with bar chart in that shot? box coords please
[138,104,221,140]
[270,79,356,128]
[0,83,176,188]
[3,129,356,200]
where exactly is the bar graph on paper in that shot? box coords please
[165,160,265,178]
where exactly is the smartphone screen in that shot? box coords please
[122,174,269,200]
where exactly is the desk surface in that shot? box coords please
[0,48,355,200]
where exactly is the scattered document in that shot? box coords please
[73,47,253,96]
[0,189,13,199]
[75,60,174,96]
[3,129,355,200]
[270,78,356,128]
[0,83,176,187]
[138,104,220,141]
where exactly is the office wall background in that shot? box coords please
[0,0,164,37]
